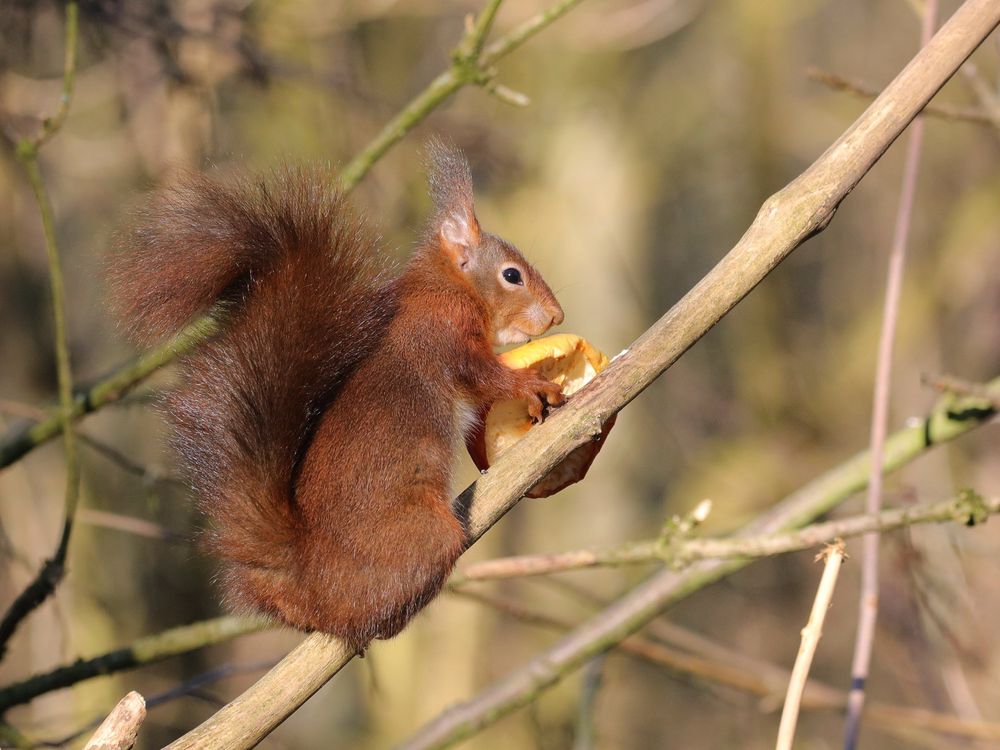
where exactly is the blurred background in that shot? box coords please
[1,0,998,747]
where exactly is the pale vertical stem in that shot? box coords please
[776,543,846,750]
[843,2,938,747]
[23,154,82,529]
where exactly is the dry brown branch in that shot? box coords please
[159,2,1000,747]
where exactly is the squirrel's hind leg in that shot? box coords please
[311,485,467,645]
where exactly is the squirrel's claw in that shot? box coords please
[516,368,564,422]
[526,393,545,421]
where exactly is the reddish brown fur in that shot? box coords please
[107,146,563,649]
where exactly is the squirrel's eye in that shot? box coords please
[502,267,523,285]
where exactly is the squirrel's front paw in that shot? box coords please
[515,369,565,421]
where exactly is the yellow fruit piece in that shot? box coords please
[467,334,616,498]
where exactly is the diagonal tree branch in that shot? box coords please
[163,2,1000,748]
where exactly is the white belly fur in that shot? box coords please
[454,398,479,441]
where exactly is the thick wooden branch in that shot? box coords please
[462,0,1000,538]
[162,1,1000,748]
[83,692,145,750]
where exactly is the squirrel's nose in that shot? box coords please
[549,304,564,328]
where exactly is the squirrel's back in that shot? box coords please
[108,167,396,580]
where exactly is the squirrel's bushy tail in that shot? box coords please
[108,168,395,575]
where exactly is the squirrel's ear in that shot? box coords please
[426,139,481,266]
[439,210,480,267]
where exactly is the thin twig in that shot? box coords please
[776,542,847,750]
[144,659,280,711]
[455,0,505,60]
[25,2,79,150]
[845,4,937,746]
[807,67,1000,129]
[76,508,184,543]
[0,616,270,713]
[76,433,181,487]
[0,0,82,662]
[479,0,584,66]
[923,373,1000,409]
[450,490,997,584]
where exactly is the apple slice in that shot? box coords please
[467,334,617,498]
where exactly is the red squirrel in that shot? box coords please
[108,143,564,649]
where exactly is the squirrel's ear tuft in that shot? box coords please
[426,138,474,211]
[426,138,481,265]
